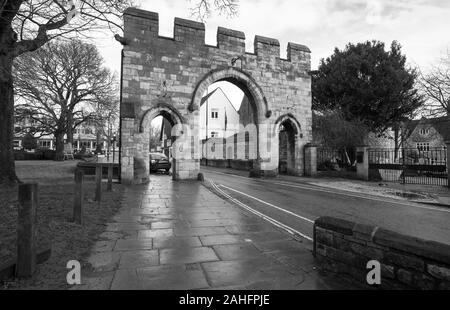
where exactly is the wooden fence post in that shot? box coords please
[73,169,84,224]
[95,164,102,202]
[16,183,38,278]
[107,164,113,191]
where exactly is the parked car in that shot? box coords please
[150,152,171,173]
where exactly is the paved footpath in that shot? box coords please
[78,175,354,290]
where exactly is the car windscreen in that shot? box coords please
[150,154,167,160]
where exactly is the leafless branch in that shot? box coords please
[189,0,238,21]
[419,51,450,116]
[14,39,119,144]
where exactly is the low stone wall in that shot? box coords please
[314,216,450,290]
[76,162,120,177]
[200,158,253,171]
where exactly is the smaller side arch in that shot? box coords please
[273,113,302,136]
[275,114,302,176]
[139,99,185,133]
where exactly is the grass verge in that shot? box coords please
[0,161,123,289]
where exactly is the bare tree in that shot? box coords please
[150,120,162,151]
[0,0,132,182]
[0,0,238,183]
[190,0,238,21]
[420,52,450,116]
[90,96,120,156]
[14,39,117,161]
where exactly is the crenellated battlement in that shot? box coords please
[217,27,245,54]
[174,17,205,43]
[254,35,280,59]
[123,7,310,62]
[124,7,158,20]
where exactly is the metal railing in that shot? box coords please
[369,147,448,186]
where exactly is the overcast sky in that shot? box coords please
[97,0,450,111]
[99,0,450,73]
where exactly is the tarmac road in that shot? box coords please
[203,167,450,245]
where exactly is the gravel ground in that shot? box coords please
[0,161,124,290]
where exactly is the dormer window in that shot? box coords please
[419,128,429,135]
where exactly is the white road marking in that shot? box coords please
[269,180,450,213]
[220,184,315,224]
[204,169,450,214]
[208,180,313,242]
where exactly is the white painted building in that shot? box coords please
[199,87,240,139]
[13,116,116,153]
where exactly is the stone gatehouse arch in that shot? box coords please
[118,7,313,184]
[190,67,271,120]
[190,67,270,174]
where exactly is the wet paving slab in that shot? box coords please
[78,175,355,290]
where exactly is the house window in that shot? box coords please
[417,142,430,151]
[210,131,218,138]
[38,140,52,149]
[419,128,429,135]
[211,109,218,119]
[13,140,20,148]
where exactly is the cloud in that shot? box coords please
[97,0,450,73]
[365,0,383,25]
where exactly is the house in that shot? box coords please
[366,130,396,149]
[199,87,240,139]
[13,115,116,153]
[72,119,103,153]
[158,117,173,158]
[13,115,55,150]
[403,116,450,151]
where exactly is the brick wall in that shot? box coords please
[314,216,450,290]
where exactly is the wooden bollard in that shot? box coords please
[73,169,84,224]
[16,183,38,278]
[95,164,102,202]
[107,164,113,192]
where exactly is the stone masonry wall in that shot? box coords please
[120,7,312,183]
[314,216,450,290]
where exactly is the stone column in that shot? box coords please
[120,118,135,185]
[356,146,369,181]
[304,143,317,177]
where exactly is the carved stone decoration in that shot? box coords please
[157,80,171,98]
